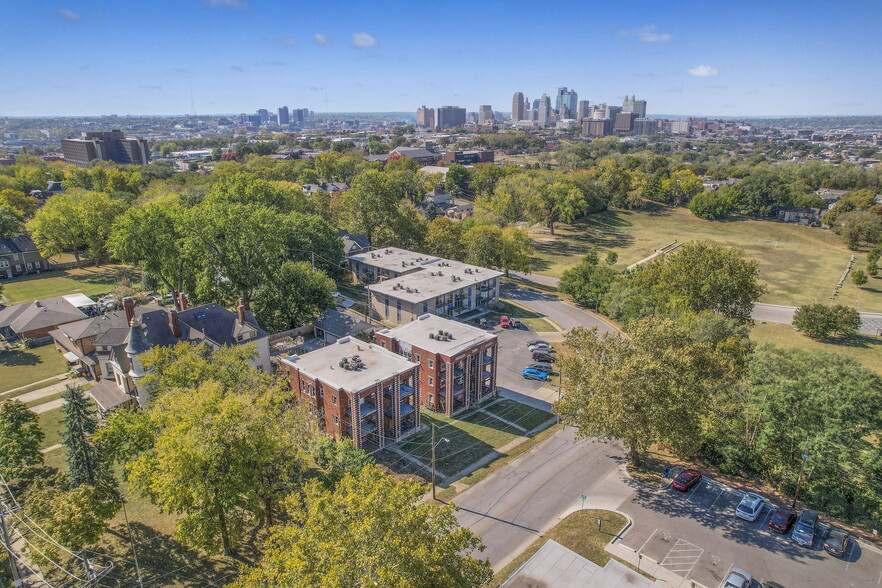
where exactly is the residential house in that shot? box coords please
[375,314,497,416]
[388,146,442,166]
[0,294,93,340]
[0,235,50,278]
[281,337,421,450]
[776,207,821,226]
[301,182,349,196]
[49,295,270,415]
[337,229,370,257]
[313,308,374,345]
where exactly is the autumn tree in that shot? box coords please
[426,217,466,260]
[232,466,492,588]
[253,261,336,332]
[0,400,44,481]
[662,169,704,204]
[556,318,736,463]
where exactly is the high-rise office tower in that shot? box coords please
[417,106,436,128]
[278,106,290,125]
[634,118,658,135]
[622,95,647,118]
[614,111,639,133]
[538,94,552,126]
[257,108,269,124]
[478,105,494,124]
[555,87,578,115]
[436,106,466,129]
[512,92,525,122]
[577,100,591,119]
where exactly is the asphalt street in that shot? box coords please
[501,281,617,334]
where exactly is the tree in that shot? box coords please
[641,171,665,202]
[310,436,373,489]
[605,251,618,266]
[426,217,466,260]
[337,169,403,245]
[832,211,882,249]
[499,227,533,275]
[0,400,44,480]
[595,159,633,208]
[792,304,860,339]
[662,169,704,204]
[253,261,335,332]
[528,181,586,235]
[559,252,616,309]
[556,318,736,463]
[445,164,471,193]
[462,225,503,270]
[0,206,24,237]
[60,386,116,497]
[0,188,39,219]
[232,466,492,588]
[738,170,789,216]
[688,188,737,220]
[637,241,766,323]
[851,269,868,287]
[868,260,879,277]
[110,202,192,302]
[481,173,543,223]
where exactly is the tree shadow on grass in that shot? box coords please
[825,334,882,351]
[0,349,41,368]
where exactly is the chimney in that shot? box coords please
[179,293,189,311]
[237,298,246,323]
[169,308,182,338]
[123,297,135,324]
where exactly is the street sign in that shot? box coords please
[580,494,587,501]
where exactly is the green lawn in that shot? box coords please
[531,203,882,310]
[36,406,65,448]
[751,322,882,375]
[487,510,633,587]
[399,409,523,477]
[482,399,554,432]
[485,300,559,332]
[1,264,136,304]
[0,344,68,393]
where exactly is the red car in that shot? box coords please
[768,507,797,534]
[499,315,511,328]
[671,468,702,491]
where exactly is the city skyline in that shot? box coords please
[1,0,880,117]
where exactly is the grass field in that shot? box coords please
[36,405,64,448]
[486,509,633,587]
[0,344,69,392]
[399,408,524,477]
[531,203,882,310]
[751,322,882,375]
[484,300,558,332]
[482,399,553,432]
[1,264,135,304]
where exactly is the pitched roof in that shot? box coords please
[313,309,373,339]
[178,303,268,346]
[89,379,133,412]
[0,297,88,334]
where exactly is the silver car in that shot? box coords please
[720,567,752,588]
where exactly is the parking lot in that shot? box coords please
[490,321,559,396]
[616,476,882,587]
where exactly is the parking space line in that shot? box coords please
[685,480,703,502]
[636,528,657,555]
[708,487,725,510]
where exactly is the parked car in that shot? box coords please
[791,509,819,547]
[671,468,702,492]
[499,315,511,328]
[761,582,785,588]
[824,528,850,557]
[510,318,522,329]
[720,567,752,588]
[526,362,554,374]
[522,368,548,381]
[527,340,548,347]
[768,507,797,533]
[528,343,554,352]
[531,351,556,362]
[735,492,766,521]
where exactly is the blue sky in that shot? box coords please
[1,0,880,117]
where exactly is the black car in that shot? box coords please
[526,362,554,374]
[532,351,556,362]
[791,509,818,547]
[768,507,797,534]
[824,528,850,557]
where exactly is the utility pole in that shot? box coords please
[430,423,449,501]
[556,370,563,424]
[791,436,812,509]
[0,501,24,588]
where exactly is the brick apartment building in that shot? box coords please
[281,337,421,450]
[374,314,497,416]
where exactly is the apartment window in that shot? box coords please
[428,376,434,387]
[428,394,434,403]
[0,260,8,268]
[415,354,421,364]
[428,359,434,369]
[333,415,339,424]
[380,341,386,348]
[332,395,337,405]
[423,302,428,313]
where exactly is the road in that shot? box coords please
[453,427,625,569]
[511,271,882,336]
[502,281,618,335]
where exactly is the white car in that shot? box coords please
[528,343,553,352]
[735,492,765,521]
[720,567,751,588]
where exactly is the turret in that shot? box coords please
[125,318,152,407]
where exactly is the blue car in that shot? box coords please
[791,510,818,547]
[522,368,548,381]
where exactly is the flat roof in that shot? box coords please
[348,247,440,273]
[282,337,416,392]
[368,260,501,303]
[378,314,495,356]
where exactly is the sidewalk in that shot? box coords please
[11,377,86,405]
[1,374,67,398]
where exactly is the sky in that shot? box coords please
[1,0,880,117]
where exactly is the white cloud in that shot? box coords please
[278,37,298,47]
[314,33,329,45]
[351,32,376,48]
[619,25,671,43]
[203,0,247,8]
[688,64,719,77]
[58,9,81,22]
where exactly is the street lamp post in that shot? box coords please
[431,423,449,500]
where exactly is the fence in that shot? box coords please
[268,325,314,344]
[48,259,97,271]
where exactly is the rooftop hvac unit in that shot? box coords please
[429,333,436,339]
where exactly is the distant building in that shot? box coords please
[416,106,435,129]
[441,150,495,164]
[512,92,525,122]
[278,106,290,125]
[257,108,269,124]
[282,337,421,450]
[388,146,441,166]
[634,118,658,136]
[478,105,494,125]
[538,94,552,126]
[670,120,691,134]
[555,87,578,116]
[0,235,49,278]
[375,314,498,416]
[622,94,647,118]
[582,119,613,137]
[61,130,150,168]
[436,106,466,129]
[614,111,639,133]
[776,207,821,226]
[0,295,93,341]
[577,100,591,119]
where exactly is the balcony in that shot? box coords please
[483,370,492,380]
[359,401,377,418]
[400,384,414,396]
[360,419,378,435]
[482,355,493,364]
[453,366,465,378]
[399,402,415,417]
[453,385,466,397]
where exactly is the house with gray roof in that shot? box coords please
[0,235,49,278]
[0,295,92,340]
